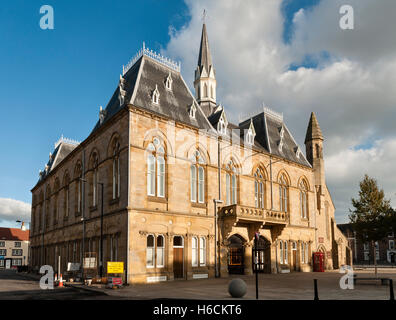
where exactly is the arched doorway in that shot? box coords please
[253,236,271,273]
[228,234,245,274]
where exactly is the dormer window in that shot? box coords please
[279,126,284,139]
[165,73,173,91]
[278,140,284,153]
[245,120,256,146]
[218,117,227,135]
[189,103,197,119]
[152,84,160,105]
[295,147,301,159]
[99,106,106,124]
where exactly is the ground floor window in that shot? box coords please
[147,234,165,268]
[191,236,206,267]
[0,260,4,267]
[12,259,22,266]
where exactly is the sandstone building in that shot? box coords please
[30,23,351,283]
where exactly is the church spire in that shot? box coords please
[197,23,213,75]
[305,112,323,143]
[194,19,217,117]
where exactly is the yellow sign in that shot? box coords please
[107,262,124,274]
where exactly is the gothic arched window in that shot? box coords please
[147,138,166,198]
[225,160,238,205]
[254,169,265,209]
[299,180,308,219]
[190,150,205,203]
[279,173,288,213]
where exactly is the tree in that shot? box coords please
[349,175,392,276]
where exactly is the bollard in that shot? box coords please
[314,279,319,300]
[390,279,395,301]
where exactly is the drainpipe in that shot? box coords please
[213,137,223,278]
[269,157,273,209]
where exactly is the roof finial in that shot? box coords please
[202,9,207,24]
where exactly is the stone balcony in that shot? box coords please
[218,204,288,225]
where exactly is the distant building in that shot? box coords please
[338,223,396,265]
[0,224,30,269]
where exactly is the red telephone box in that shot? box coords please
[313,252,325,272]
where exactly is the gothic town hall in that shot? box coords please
[29,23,351,283]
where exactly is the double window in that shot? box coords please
[279,241,288,264]
[112,142,121,200]
[146,234,165,268]
[254,169,265,209]
[12,249,22,256]
[301,242,309,264]
[190,151,205,203]
[147,138,165,198]
[279,174,288,213]
[192,236,206,267]
[299,180,308,219]
[225,161,237,205]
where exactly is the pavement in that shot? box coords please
[0,268,395,300]
[66,269,396,300]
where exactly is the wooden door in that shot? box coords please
[173,248,183,279]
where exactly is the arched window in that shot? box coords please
[63,173,70,220]
[225,161,237,205]
[91,153,99,207]
[152,84,160,105]
[165,73,172,91]
[299,180,308,219]
[204,83,208,98]
[284,241,288,264]
[218,116,227,135]
[210,85,214,99]
[279,174,288,213]
[192,237,198,267]
[75,163,82,215]
[279,241,284,264]
[112,141,121,200]
[190,150,205,203]
[156,235,164,268]
[53,179,60,225]
[254,169,265,209]
[146,235,155,268]
[199,237,206,266]
[45,186,51,229]
[146,138,166,198]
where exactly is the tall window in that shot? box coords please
[112,142,121,200]
[146,138,166,198]
[301,242,305,264]
[192,237,198,267]
[75,163,82,215]
[191,236,206,267]
[91,153,99,206]
[156,235,164,268]
[146,234,165,268]
[63,173,70,219]
[299,180,308,219]
[284,241,288,264]
[254,169,265,209]
[45,186,51,228]
[279,241,284,264]
[146,235,155,268]
[279,174,288,213]
[199,237,206,266]
[226,161,237,205]
[190,150,205,203]
[53,180,60,225]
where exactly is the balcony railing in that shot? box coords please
[219,204,288,224]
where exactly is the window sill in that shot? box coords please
[109,198,119,206]
[191,202,206,209]
[75,211,82,217]
[89,205,98,212]
[147,196,167,203]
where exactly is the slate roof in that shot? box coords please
[38,139,78,182]
[0,227,30,241]
[238,111,311,167]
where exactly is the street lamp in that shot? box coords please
[213,199,223,278]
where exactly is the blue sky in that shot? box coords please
[0,0,340,227]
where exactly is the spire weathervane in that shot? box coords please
[202,9,207,23]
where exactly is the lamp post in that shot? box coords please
[98,182,104,278]
[213,199,223,278]
[80,177,87,283]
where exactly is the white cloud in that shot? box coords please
[163,0,396,222]
[0,198,31,223]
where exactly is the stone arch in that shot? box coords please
[88,148,100,169]
[227,233,246,275]
[297,175,311,191]
[186,143,210,164]
[276,169,291,186]
[107,132,121,158]
[143,128,174,157]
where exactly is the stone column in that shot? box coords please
[244,242,253,275]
